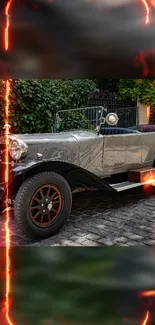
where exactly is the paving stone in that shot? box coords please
[67,242,83,246]
[81,240,101,246]
[57,240,74,246]
[66,234,79,241]
[0,189,154,247]
[74,231,89,237]
[143,239,154,246]
[125,241,140,246]
[85,233,101,241]
[74,236,87,244]
[115,237,128,244]
[128,234,144,241]
[121,233,144,241]
[50,244,61,247]
[96,238,115,246]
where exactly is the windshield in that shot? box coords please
[54,106,106,133]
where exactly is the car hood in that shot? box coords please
[10,130,100,145]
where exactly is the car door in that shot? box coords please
[125,133,143,170]
[141,133,155,165]
[70,130,104,177]
[102,134,126,174]
[102,133,143,175]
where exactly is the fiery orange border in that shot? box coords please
[2,1,151,325]
[141,0,150,24]
[4,1,14,325]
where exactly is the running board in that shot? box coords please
[111,180,152,192]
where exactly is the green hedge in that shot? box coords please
[0,79,97,134]
[119,79,155,105]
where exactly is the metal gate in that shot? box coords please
[88,98,137,128]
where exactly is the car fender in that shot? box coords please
[12,161,42,175]
[12,159,114,192]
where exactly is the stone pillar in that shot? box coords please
[137,97,150,125]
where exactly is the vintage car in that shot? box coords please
[0,106,155,239]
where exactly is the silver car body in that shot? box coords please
[12,130,155,179]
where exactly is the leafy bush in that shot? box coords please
[0,79,97,134]
[119,79,155,106]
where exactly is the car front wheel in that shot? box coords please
[14,172,72,239]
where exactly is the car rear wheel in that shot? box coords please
[14,172,72,239]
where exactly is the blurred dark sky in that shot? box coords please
[0,0,155,77]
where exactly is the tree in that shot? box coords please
[93,79,121,94]
[119,79,155,106]
[0,79,97,134]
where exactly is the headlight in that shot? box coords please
[105,113,119,126]
[9,139,28,161]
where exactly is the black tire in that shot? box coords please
[14,172,72,239]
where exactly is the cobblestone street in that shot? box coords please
[0,188,155,247]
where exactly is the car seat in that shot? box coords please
[100,127,140,135]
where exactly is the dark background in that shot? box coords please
[0,0,155,77]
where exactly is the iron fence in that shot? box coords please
[88,98,137,128]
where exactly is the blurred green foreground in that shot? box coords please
[0,247,155,325]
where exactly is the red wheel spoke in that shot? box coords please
[40,214,45,223]
[31,206,39,210]
[30,184,62,227]
[51,207,57,214]
[48,214,52,221]
[46,186,51,196]
[33,196,40,203]
[39,189,44,198]
[52,200,59,205]
[33,211,41,220]
[51,192,57,200]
